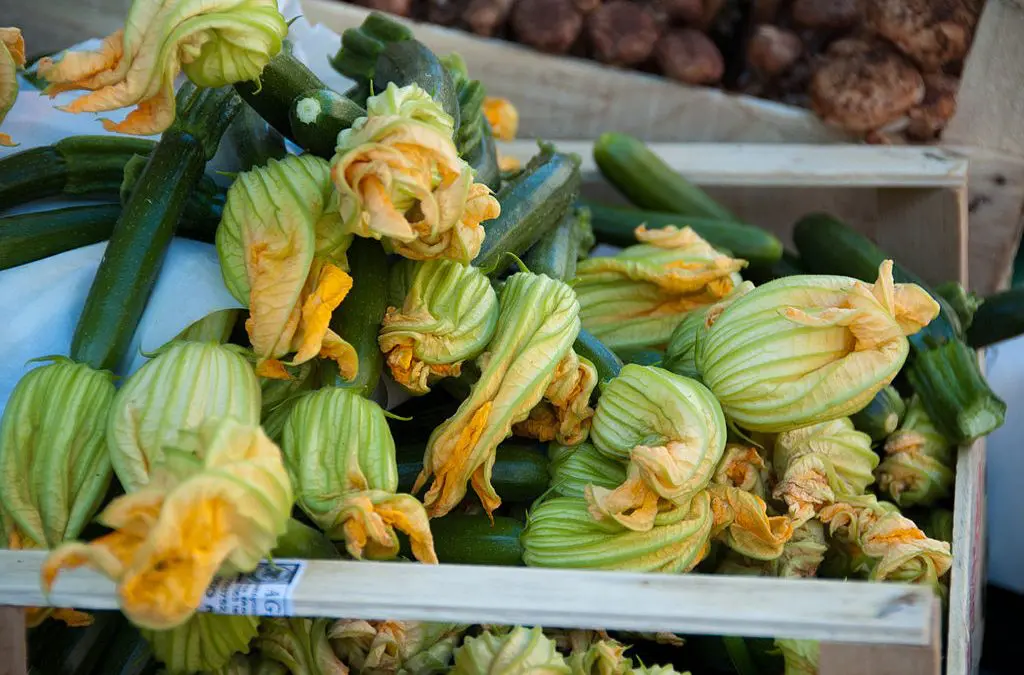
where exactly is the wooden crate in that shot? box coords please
[299,0,1024,296]
[0,144,983,675]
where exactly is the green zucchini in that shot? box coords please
[427,513,525,566]
[967,286,1024,348]
[574,328,623,385]
[592,132,734,220]
[849,385,906,442]
[581,199,782,266]
[374,39,460,128]
[793,212,1005,443]
[119,153,224,232]
[330,11,413,82]
[226,102,288,171]
[397,442,549,502]
[935,281,982,333]
[70,84,241,372]
[387,390,462,444]
[523,206,594,281]
[329,238,390,398]
[235,49,365,158]
[466,120,501,191]
[744,249,806,285]
[88,620,154,675]
[1,204,120,271]
[28,610,124,675]
[473,143,581,275]
[0,135,155,212]
[616,348,664,367]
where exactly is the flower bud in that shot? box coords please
[452,626,571,675]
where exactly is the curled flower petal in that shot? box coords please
[281,388,437,563]
[575,227,746,353]
[696,261,940,432]
[482,96,519,141]
[380,259,499,395]
[772,418,877,526]
[35,0,286,134]
[711,443,770,500]
[42,418,292,630]
[585,365,725,531]
[217,154,355,378]
[775,519,828,578]
[877,396,955,507]
[708,484,793,561]
[0,27,26,145]
[367,81,456,137]
[333,91,500,263]
[522,492,714,573]
[416,273,582,518]
[513,350,598,446]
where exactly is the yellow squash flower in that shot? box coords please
[696,261,939,432]
[772,418,878,526]
[108,341,262,492]
[332,83,499,263]
[522,492,714,573]
[144,614,261,675]
[513,349,598,446]
[329,620,467,675]
[877,396,955,507]
[452,626,570,675]
[574,226,746,353]
[281,388,437,563]
[0,27,25,146]
[708,483,793,561]
[711,443,771,500]
[585,365,726,531]
[416,273,582,518]
[818,494,952,586]
[257,618,348,675]
[217,153,356,380]
[482,96,519,142]
[565,633,632,675]
[380,259,499,395]
[773,520,828,578]
[548,442,627,500]
[36,0,286,134]
[42,417,293,630]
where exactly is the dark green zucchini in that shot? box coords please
[330,11,413,82]
[70,84,241,372]
[0,135,155,212]
[524,206,594,281]
[744,250,806,285]
[592,132,734,220]
[329,238,390,398]
[397,442,549,502]
[581,199,782,266]
[374,40,460,128]
[28,610,124,675]
[793,212,1005,443]
[387,390,462,444]
[226,102,288,171]
[1,204,120,271]
[967,286,1024,348]
[850,386,906,442]
[466,120,501,191]
[427,513,525,566]
[473,143,581,275]
[574,328,623,385]
[616,348,664,367]
[235,49,365,158]
[935,281,982,333]
[119,153,224,232]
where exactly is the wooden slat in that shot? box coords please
[820,600,942,675]
[0,549,939,646]
[0,607,27,675]
[500,141,969,188]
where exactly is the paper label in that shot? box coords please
[197,559,306,617]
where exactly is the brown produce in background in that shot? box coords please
[656,28,725,85]
[511,0,584,53]
[588,1,661,65]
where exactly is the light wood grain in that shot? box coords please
[0,608,27,675]
[820,601,942,675]
[0,549,940,646]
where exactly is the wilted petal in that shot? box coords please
[36,0,287,134]
[514,350,597,446]
[708,484,793,560]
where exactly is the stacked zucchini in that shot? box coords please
[0,8,1010,675]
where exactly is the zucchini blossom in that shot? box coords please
[416,273,583,518]
[585,365,725,531]
[574,226,746,353]
[36,0,286,134]
[772,418,878,526]
[42,417,293,630]
[712,444,771,501]
[774,639,818,675]
[512,350,598,446]
[877,396,955,507]
[696,261,939,432]
[144,614,261,675]
[0,358,114,550]
[217,153,356,380]
[775,520,828,578]
[328,620,467,675]
[548,442,627,499]
[708,484,793,561]
[818,494,951,586]
[566,634,631,675]
[0,358,115,627]
[281,388,437,563]
[0,27,25,146]
[522,492,714,573]
[380,259,499,395]
[332,83,500,263]
[662,282,755,379]
[452,626,571,675]
[257,618,347,675]
[108,341,262,492]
